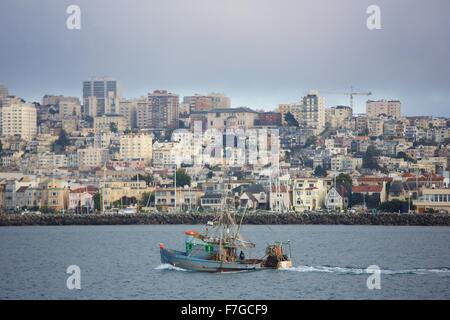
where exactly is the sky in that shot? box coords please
[0,0,449,115]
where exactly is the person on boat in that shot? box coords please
[239,250,245,260]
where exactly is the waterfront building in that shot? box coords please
[292,178,331,212]
[413,188,450,213]
[68,187,97,214]
[325,185,350,211]
[154,187,203,210]
[269,185,291,212]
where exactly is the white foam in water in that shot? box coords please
[155,264,188,272]
[282,265,450,275]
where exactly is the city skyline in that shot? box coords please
[1,0,449,115]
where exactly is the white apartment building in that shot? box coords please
[119,133,152,161]
[0,101,37,141]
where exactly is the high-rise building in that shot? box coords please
[279,91,325,133]
[119,97,147,129]
[366,100,401,119]
[0,85,8,99]
[42,95,80,106]
[0,101,37,141]
[183,93,230,112]
[137,90,179,130]
[83,77,121,116]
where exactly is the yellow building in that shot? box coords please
[292,178,331,212]
[413,188,450,213]
[102,180,153,205]
[39,180,69,212]
[154,187,203,209]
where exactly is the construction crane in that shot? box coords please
[320,87,373,110]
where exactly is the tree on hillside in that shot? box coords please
[53,130,70,153]
[304,136,317,148]
[93,193,102,212]
[175,169,191,187]
[336,173,352,186]
[314,165,327,177]
[141,192,155,207]
[362,145,381,170]
[109,122,118,133]
[284,112,299,127]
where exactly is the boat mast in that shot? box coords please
[174,164,177,212]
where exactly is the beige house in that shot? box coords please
[39,180,69,212]
[155,187,203,209]
[102,180,152,206]
[293,178,331,212]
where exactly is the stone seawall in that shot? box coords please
[1,213,450,226]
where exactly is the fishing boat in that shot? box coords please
[159,210,293,272]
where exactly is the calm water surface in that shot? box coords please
[0,225,449,299]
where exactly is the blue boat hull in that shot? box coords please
[160,247,265,272]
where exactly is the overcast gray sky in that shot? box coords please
[1,0,449,115]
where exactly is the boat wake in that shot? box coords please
[155,264,188,272]
[282,265,450,275]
